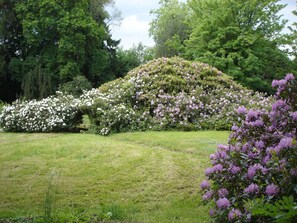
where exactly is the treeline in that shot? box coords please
[149,0,297,93]
[0,0,115,101]
[1,0,296,102]
[1,0,136,102]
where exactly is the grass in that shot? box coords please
[0,131,229,222]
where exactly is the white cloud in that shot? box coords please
[111,15,154,49]
[114,0,158,13]
[107,0,159,48]
[121,16,149,33]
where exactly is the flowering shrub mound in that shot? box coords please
[85,57,271,135]
[0,92,82,132]
[200,74,297,222]
[0,57,271,134]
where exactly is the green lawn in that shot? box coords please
[0,131,229,223]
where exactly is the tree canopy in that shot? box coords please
[0,0,118,101]
[149,0,296,93]
[113,43,155,78]
[287,6,297,65]
[149,0,191,58]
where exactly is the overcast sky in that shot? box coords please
[108,0,296,49]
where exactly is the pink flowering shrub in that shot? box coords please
[88,57,272,135]
[201,74,297,222]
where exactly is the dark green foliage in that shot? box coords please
[22,64,53,99]
[0,0,118,101]
[246,196,297,223]
[113,43,155,78]
[0,100,7,113]
[59,75,92,97]
[0,0,24,102]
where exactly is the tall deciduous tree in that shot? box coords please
[287,4,297,64]
[0,0,23,101]
[113,43,155,78]
[0,0,118,101]
[185,0,295,93]
[149,0,191,58]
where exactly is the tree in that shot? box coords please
[286,3,297,69]
[149,0,191,58]
[185,0,295,93]
[0,0,23,102]
[0,0,118,101]
[59,75,92,97]
[113,43,155,78]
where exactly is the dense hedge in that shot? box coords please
[0,92,82,132]
[0,57,272,134]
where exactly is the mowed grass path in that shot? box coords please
[0,131,229,222]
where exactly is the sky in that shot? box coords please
[108,0,297,49]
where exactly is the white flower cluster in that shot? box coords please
[0,92,81,132]
[79,88,108,108]
[98,103,137,135]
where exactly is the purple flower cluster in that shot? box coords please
[291,111,297,121]
[216,197,231,209]
[237,106,247,114]
[247,164,267,179]
[272,73,295,97]
[200,180,210,190]
[265,184,280,196]
[218,188,229,197]
[228,208,242,221]
[229,165,241,174]
[244,183,259,194]
[205,164,223,176]
[200,74,297,222]
[202,190,213,201]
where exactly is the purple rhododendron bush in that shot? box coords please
[201,74,297,222]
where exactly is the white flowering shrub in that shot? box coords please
[84,57,272,135]
[0,92,82,132]
[78,87,152,135]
